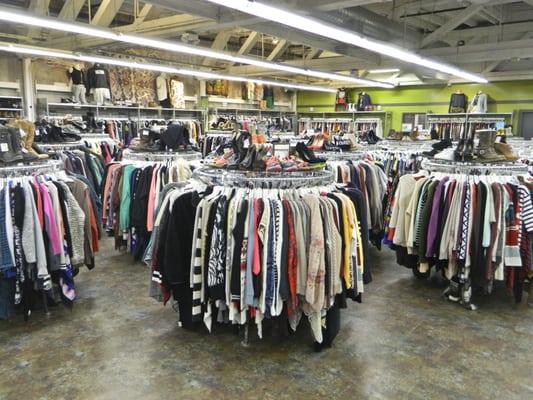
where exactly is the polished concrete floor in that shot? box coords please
[1,237,532,400]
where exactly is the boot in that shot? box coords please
[475,129,505,163]
[9,119,48,160]
[463,138,474,162]
[8,122,38,162]
[494,142,519,161]
[454,139,465,161]
[422,138,452,157]
[0,126,23,164]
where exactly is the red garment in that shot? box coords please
[252,198,264,276]
[283,200,297,315]
[31,180,44,228]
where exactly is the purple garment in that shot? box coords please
[425,177,449,257]
[37,181,62,256]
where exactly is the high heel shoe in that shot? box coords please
[296,142,326,164]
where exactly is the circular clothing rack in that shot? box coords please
[422,158,529,175]
[37,141,84,151]
[192,166,334,188]
[122,149,202,162]
[314,150,366,161]
[0,159,64,177]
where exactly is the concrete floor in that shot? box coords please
[1,237,532,400]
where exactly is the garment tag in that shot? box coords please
[0,142,8,152]
[19,128,26,138]
[141,129,150,137]
[243,138,250,149]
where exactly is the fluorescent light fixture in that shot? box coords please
[0,43,337,93]
[204,0,488,84]
[0,7,393,88]
[368,68,401,74]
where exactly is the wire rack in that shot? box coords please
[422,158,528,176]
[121,149,202,162]
[0,159,64,177]
[192,167,334,189]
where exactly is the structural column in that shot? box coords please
[22,58,35,121]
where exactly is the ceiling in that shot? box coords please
[2,0,533,87]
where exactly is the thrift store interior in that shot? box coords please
[0,0,532,399]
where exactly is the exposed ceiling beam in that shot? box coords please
[204,30,233,66]
[444,20,533,41]
[266,39,288,61]
[145,0,384,65]
[421,4,484,47]
[47,14,212,49]
[133,3,154,25]
[236,31,260,55]
[422,38,533,62]
[28,0,51,38]
[226,55,372,77]
[57,0,86,21]
[523,0,533,6]
[306,0,391,12]
[91,0,125,27]
[305,48,322,60]
[482,32,532,73]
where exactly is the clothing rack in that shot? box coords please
[0,160,64,176]
[314,150,366,160]
[121,149,202,162]
[38,142,86,151]
[192,167,334,189]
[421,159,528,176]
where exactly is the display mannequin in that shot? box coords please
[335,88,347,111]
[156,73,171,108]
[357,91,372,111]
[68,64,87,104]
[87,63,111,105]
[449,90,467,113]
[468,90,487,113]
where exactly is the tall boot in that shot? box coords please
[8,119,47,160]
[475,129,505,163]
[0,126,23,163]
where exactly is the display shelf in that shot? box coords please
[38,99,205,125]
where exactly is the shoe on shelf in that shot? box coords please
[422,138,453,157]
[0,126,23,164]
[494,142,519,161]
[434,148,455,161]
[295,142,326,164]
[266,156,283,172]
[475,129,506,163]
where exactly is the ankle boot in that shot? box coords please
[475,129,505,163]
[494,142,519,161]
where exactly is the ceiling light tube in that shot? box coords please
[0,7,393,88]
[0,43,337,93]
[204,0,488,83]
[368,68,401,74]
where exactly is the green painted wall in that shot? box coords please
[297,81,533,133]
